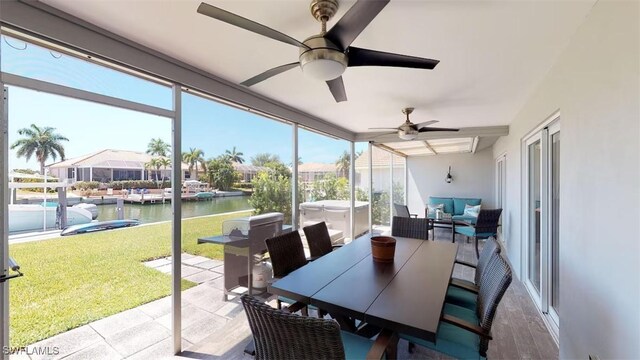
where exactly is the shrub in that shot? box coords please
[72,181,100,190]
[250,168,302,224]
[106,180,162,190]
[207,157,239,191]
[233,182,253,189]
[309,174,349,201]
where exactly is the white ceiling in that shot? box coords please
[41,0,595,134]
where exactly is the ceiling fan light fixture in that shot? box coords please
[398,130,417,141]
[301,57,347,80]
[299,36,348,81]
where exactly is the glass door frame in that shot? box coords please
[522,111,560,340]
[495,153,507,246]
[545,122,560,329]
[523,132,543,309]
[1,85,9,359]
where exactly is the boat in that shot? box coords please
[73,203,99,220]
[194,191,215,199]
[60,219,141,236]
[8,203,94,233]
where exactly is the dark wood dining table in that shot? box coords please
[268,234,458,342]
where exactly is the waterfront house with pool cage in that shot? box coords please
[47,149,190,184]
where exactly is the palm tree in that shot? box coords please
[224,146,245,164]
[145,158,162,183]
[182,148,207,180]
[335,150,350,178]
[182,147,206,179]
[147,138,170,157]
[158,157,171,187]
[11,124,69,175]
[251,153,280,166]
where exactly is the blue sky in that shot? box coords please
[3,35,364,171]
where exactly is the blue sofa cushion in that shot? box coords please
[401,303,482,359]
[453,198,482,215]
[452,214,478,224]
[429,197,454,214]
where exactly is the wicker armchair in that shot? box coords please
[241,295,397,360]
[454,208,502,258]
[391,216,432,240]
[303,221,343,259]
[265,231,308,310]
[402,252,512,359]
[394,203,417,218]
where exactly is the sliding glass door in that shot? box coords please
[524,118,560,335]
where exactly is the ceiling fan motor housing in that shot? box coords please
[299,35,348,80]
[310,0,339,23]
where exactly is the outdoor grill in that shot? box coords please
[198,212,290,301]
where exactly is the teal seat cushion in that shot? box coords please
[446,285,477,310]
[401,303,482,360]
[455,226,476,237]
[453,198,482,215]
[429,197,454,215]
[341,330,376,359]
[452,214,478,224]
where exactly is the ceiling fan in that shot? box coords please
[197,0,440,103]
[369,108,459,141]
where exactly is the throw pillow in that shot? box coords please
[427,203,444,216]
[463,204,481,218]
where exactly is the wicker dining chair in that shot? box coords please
[241,295,396,360]
[265,231,308,310]
[302,221,343,259]
[446,237,502,310]
[394,203,417,218]
[391,216,433,240]
[402,252,513,359]
[454,208,502,258]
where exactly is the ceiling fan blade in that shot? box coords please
[413,120,439,130]
[241,62,299,87]
[372,131,399,139]
[324,0,389,50]
[417,127,460,132]
[326,76,347,102]
[368,127,400,130]
[197,3,309,50]
[347,47,440,69]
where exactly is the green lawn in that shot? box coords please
[8,210,253,347]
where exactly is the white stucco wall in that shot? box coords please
[406,147,495,216]
[492,1,640,358]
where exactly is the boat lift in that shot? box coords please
[8,171,72,230]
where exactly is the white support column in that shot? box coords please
[404,158,408,206]
[368,142,373,234]
[349,141,356,240]
[292,124,299,230]
[1,85,10,360]
[89,167,93,182]
[389,154,394,226]
[170,85,182,355]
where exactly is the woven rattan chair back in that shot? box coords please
[476,252,512,356]
[391,216,430,240]
[265,231,307,278]
[474,237,502,285]
[394,203,411,218]
[474,209,503,238]
[303,221,333,258]
[241,295,347,360]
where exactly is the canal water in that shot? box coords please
[96,196,253,223]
